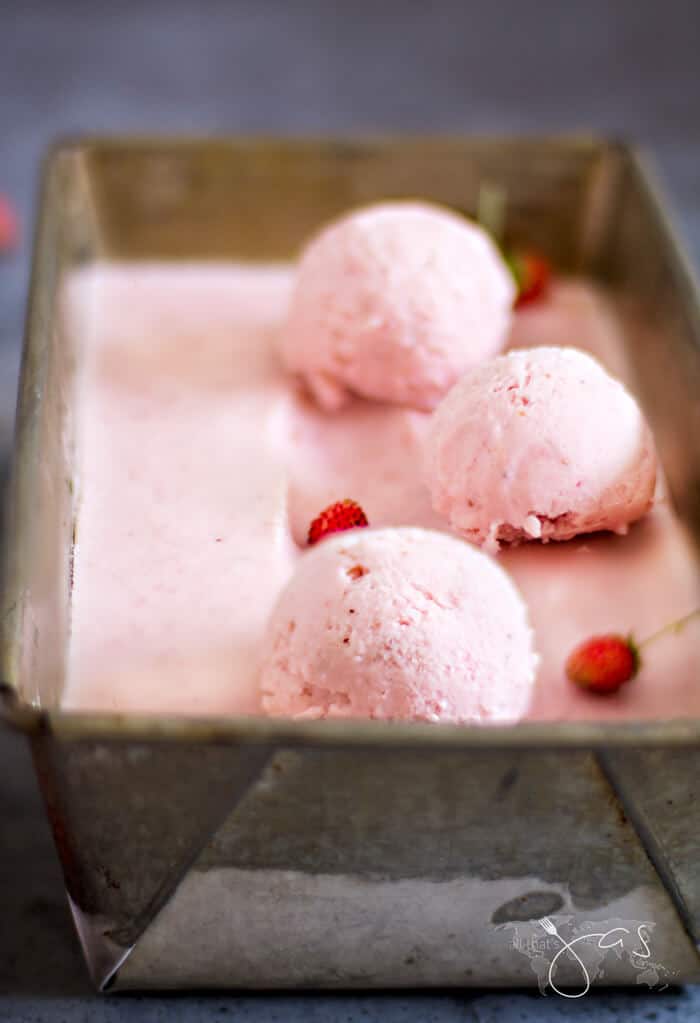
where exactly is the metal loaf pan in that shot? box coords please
[2,137,700,992]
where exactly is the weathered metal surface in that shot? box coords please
[113,748,700,989]
[31,736,273,949]
[2,138,699,990]
[601,748,700,946]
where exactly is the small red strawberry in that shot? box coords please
[508,249,551,309]
[566,634,639,694]
[566,608,700,695]
[307,499,368,546]
[0,195,19,255]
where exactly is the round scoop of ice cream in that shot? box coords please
[260,527,537,723]
[426,346,657,550]
[282,201,515,412]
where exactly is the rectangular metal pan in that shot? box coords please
[2,137,700,991]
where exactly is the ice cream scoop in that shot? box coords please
[260,527,537,723]
[425,346,657,551]
[282,201,515,412]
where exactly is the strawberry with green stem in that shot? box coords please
[508,250,551,308]
[476,181,552,309]
[566,608,700,695]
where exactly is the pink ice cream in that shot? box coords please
[260,527,537,723]
[426,346,657,551]
[64,265,298,716]
[282,201,515,412]
[63,268,700,723]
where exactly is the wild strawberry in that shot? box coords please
[509,249,551,308]
[0,195,18,254]
[307,499,368,546]
[566,634,639,694]
[566,608,700,695]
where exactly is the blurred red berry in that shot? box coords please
[0,195,19,254]
[509,249,551,308]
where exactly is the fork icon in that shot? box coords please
[540,916,560,939]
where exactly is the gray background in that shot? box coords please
[1,0,699,1019]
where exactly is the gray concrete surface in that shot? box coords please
[1,1,699,1019]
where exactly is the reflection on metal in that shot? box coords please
[2,137,700,989]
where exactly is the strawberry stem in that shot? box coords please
[637,608,700,650]
[476,182,507,244]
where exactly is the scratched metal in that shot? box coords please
[2,138,699,990]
